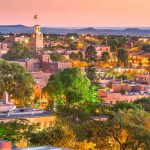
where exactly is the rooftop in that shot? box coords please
[15,146,68,150]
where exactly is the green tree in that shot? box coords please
[78,51,84,61]
[120,89,126,95]
[0,120,38,144]
[117,74,128,80]
[84,109,150,150]
[45,68,98,145]
[110,101,142,112]
[56,103,97,124]
[29,124,65,146]
[0,35,5,42]
[101,52,110,62]
[2,42,34,61]
[68,42,77,50]
[69,51,84,61]
[29,121,97,150]
[85,65,97,83]
[45,68,97,106]
[142,44,150,53]
[104,69,118,78]
[107,35,126,52]
[134,97,150,112]
[69,52,79,60]
[0,60,35,101]
[117,49,128,67]
[85,45,97,62]
[48,34,61,41]
[50,51,66,61]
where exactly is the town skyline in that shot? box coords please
[1,0,150,27]
[0,1,150,149]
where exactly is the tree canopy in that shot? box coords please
[2,42,34,61]
[85,65,97,83]
[142,44,150,53]
[107,35,126,52]
[85,45,97,62]
[134,97,150,112]
[45,68,97,106]
[0,59,35,101]
[0,35,5,42]
[117,48,128,67]
[0,120,37,144]
[117,74,128,80]
[101,52,110,62]
[91,109,150,150]
[50,51,66,62]
[110,101,142,112]
[69,52,79,60]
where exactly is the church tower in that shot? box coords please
[30,15,43,52]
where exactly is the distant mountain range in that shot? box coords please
[1,25,150,36]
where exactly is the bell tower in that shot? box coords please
[30,15,43,53]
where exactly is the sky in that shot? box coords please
[0,0,150,27]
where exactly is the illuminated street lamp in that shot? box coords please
[71,36,75,40]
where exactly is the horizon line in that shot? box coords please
[0,24,150,29]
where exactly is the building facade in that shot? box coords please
[30,15,43,52]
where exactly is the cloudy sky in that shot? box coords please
[0,0,150,27]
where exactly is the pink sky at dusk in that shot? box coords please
[0,0,150,27]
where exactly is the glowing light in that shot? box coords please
[71,36,75,40]
[25,39,29,43]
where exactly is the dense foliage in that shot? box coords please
[134,97,150,112]
[2,43,35,60]
[50,51,66,61]
[85,45,97,62]
[101,52,110,62]
[0,33,150,149]
[0,59,35,101]
[1,77,150,150]
[85,65,97,83]
[0,120,38,144]
[69,52,83,61]
[45,68,97,106]
[142,44,150,53]
[117,48,128,67]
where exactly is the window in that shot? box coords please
[34,63,40,69]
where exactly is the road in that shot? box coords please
[0,110,51,119]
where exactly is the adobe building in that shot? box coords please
[15,54,72,74]
[30,15,43,53]
[0,42,9,57]
[2,36,30,51]
[135,73,150,85]
[111,81,132,93]
[99,92,149,104]
[14,36,30,48]
[95,45,110,53]
[129,51,150,67]
[10,54,72,88]
[95,45,112,58]
[3,37,15,49]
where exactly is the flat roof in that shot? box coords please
[15,146,68,150]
